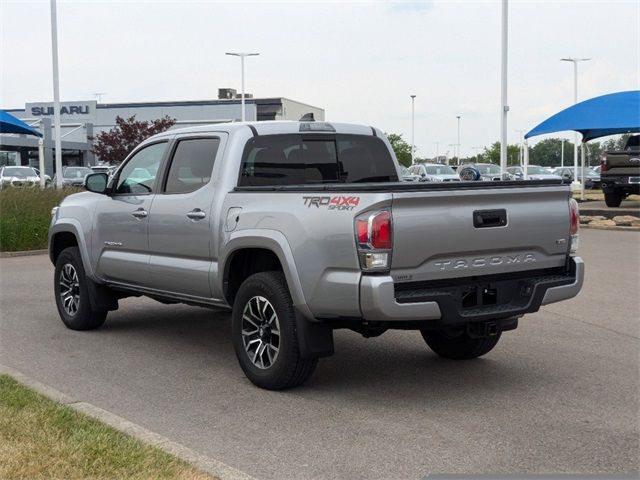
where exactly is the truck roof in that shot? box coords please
[149,120,380,141]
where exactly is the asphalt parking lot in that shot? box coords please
[0,228,638,479]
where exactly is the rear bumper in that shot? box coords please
[601,175,640,194]
[360,257,583,323]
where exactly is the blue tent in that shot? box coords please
[525,90,640,142]
[0,109,42,137]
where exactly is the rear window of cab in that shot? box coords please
[239,134,399,186]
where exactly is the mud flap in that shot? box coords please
[86,278,119,312]
[295,310,334,359]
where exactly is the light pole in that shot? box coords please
[500,0,509,176]
[434,142,440,163]
[410,95,416,164]
[50,0,63,188]
[561,57,590,188]
[560,138,565,168]
[456,115,461,164]
[473,146,482,162]
[226,52,260,122]
[515,129,525,164]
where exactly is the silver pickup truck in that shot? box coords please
[49,120,583,390]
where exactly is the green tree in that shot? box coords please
[385,133,413,167]
[482,141,521,165]
[529,138,575,167]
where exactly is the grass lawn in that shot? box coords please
[0,187,83,252]
[0,375,216,480]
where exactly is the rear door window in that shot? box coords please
[164,137,220,194]
[239,134,398,186]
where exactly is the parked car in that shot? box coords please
[49,120,583,390]
[458,163,507,181]
[507,165,562,181]
[553,167,601,189]
[409,163,460,182]
[600,134,640,207]
[400,166,420,182]
[0,166,41,187]
[54,166,94,187]
[33,168,53,186]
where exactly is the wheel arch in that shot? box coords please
[220,230,312,319]
[49,221,95,279]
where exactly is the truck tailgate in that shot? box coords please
[390,184,571,282]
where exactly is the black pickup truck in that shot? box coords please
[600,135,640,207]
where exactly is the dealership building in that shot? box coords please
[0,89,324,175]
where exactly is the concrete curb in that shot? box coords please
[580,224,640,232]
[0,363,257,480]
[0,249,48,258]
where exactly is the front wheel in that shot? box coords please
[420,329,501,360]
[231,271,317,390]
[54,247,107,330]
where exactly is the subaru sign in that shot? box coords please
[26,101,97,121]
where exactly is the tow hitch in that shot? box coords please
[467,321,499,338]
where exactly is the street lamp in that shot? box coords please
[456,115,461,164]
[409,95,417,164]
[50,0,63,188]
[226,52,260,122]
[434,142,440,163]
[561,57,590,188]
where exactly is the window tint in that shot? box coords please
[336,135,398,183]
[165,138,220,194]
[239,134,398,186]
[115,142,167,194]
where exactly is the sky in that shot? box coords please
[1,0,638,158]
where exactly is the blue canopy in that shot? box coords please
[0,109,42,137]
[525,90,640,142]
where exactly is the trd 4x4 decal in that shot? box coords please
[302,196,360,211]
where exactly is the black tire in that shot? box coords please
[420,329,501,360]
[604,190,623,208]
[232,271,317,390]
[54,246,107,330]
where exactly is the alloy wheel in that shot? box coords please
[59,263,81,316]
[241,296,281,369]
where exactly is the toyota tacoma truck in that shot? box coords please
[49,120,583,390]
[600,134,640,207]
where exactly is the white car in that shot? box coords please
[0,166,42,187]
[507,165,562,181]
[409,163,460,182]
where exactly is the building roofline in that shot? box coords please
[3,97,324,113]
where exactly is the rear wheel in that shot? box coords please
[604,189,623,208]
[232,271,317,390]
[420,329,501,360]
[54,247,107,330]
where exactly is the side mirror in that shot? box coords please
[420,172,426,178]
[515,172,523,178]
[85,173,109,194]
[562,173,571,179]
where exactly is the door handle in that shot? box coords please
[186,209,206,220]
[131,208,148,219]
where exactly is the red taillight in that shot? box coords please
[569,198,579,235]
[600,157,608,172]
[354,210,393,271]
[356,218,369,244]
[371,211,392,249]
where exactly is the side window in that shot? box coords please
[115,142,167,194]
[165,138,220,194]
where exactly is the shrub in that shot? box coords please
[0,187,82,252]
